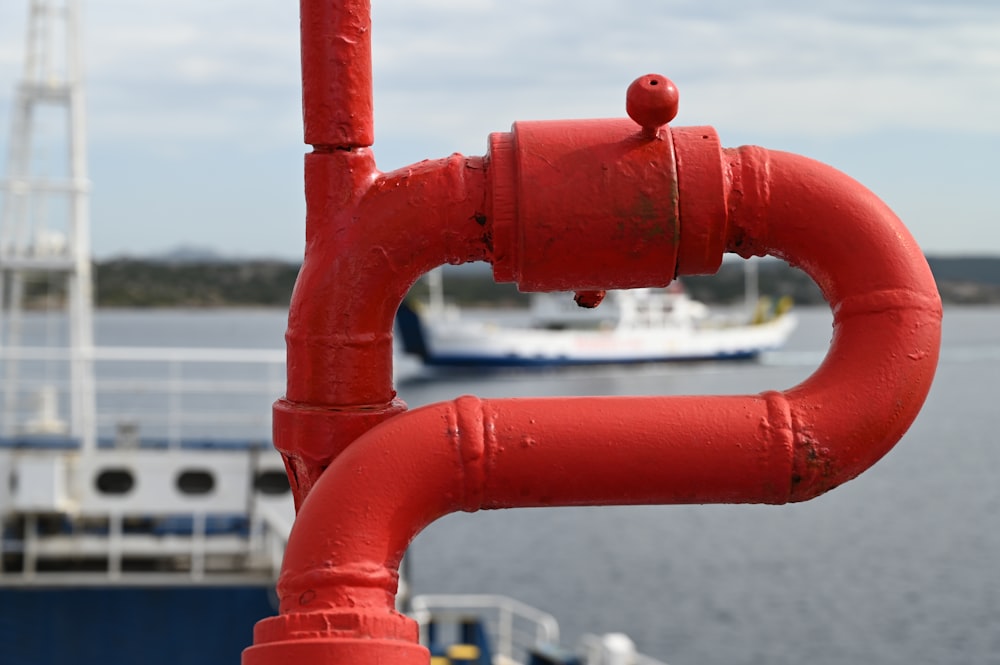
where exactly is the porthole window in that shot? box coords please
[176,469,215,495]
[95,468,135,495]
[254,470,290,496]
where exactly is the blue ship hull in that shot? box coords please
[0,586,276,664]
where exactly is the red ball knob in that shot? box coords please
[626,74,679,135]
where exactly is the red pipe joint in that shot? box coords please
[275,149,488,507]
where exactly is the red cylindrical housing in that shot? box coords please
[490,119,680,291]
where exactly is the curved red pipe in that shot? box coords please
[246,145,941,662]
[284,0,494,506]
[723,146,941,493]
[275,149,489,505]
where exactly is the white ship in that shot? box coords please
[398,279,796,368]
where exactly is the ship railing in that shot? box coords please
[251,497,293,577]
[410,593,560,664]
[0,345,285,447]
[0,509,288,585]
[0,445,295,585]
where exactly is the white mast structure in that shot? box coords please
[0,0,96,451]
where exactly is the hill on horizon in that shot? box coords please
[26,253,1000,308]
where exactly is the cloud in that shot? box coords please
[5,0,996,153]
[369,0,1000,138]
[1,0,998,256]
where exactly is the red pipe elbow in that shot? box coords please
[721,144,942,498]
[276,150,489,507]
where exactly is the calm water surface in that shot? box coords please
[397,306,999,665]
[89,306,1000,664]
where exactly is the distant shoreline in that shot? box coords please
[20,255,1000,308]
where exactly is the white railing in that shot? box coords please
[410,594,674,665]
[0,345,285,446]
[410,594,560,663]
[252,499,294,578]
[0,509,287,585]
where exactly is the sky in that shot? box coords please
[0,0,998,260]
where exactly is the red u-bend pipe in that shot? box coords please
[247,2,942,664]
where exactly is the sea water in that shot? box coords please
[86,305,1000,664]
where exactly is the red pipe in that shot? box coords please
[254,4,941,663]
[722,145,940,492]
[248,139,941,664]
[300,0,372,147]
[276,149,489,505]
[282,0,502,506]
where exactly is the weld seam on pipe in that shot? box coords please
[454,395,487,512]
[763,389,795,498]
[833,288,944,322]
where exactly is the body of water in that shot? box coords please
[36,305,1000,663]
[398,306,998,665]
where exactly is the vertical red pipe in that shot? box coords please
[284,2,494,506]
[300,0,372,147]
[277,153,489,506]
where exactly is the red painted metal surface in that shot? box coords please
[247,2,942,664]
